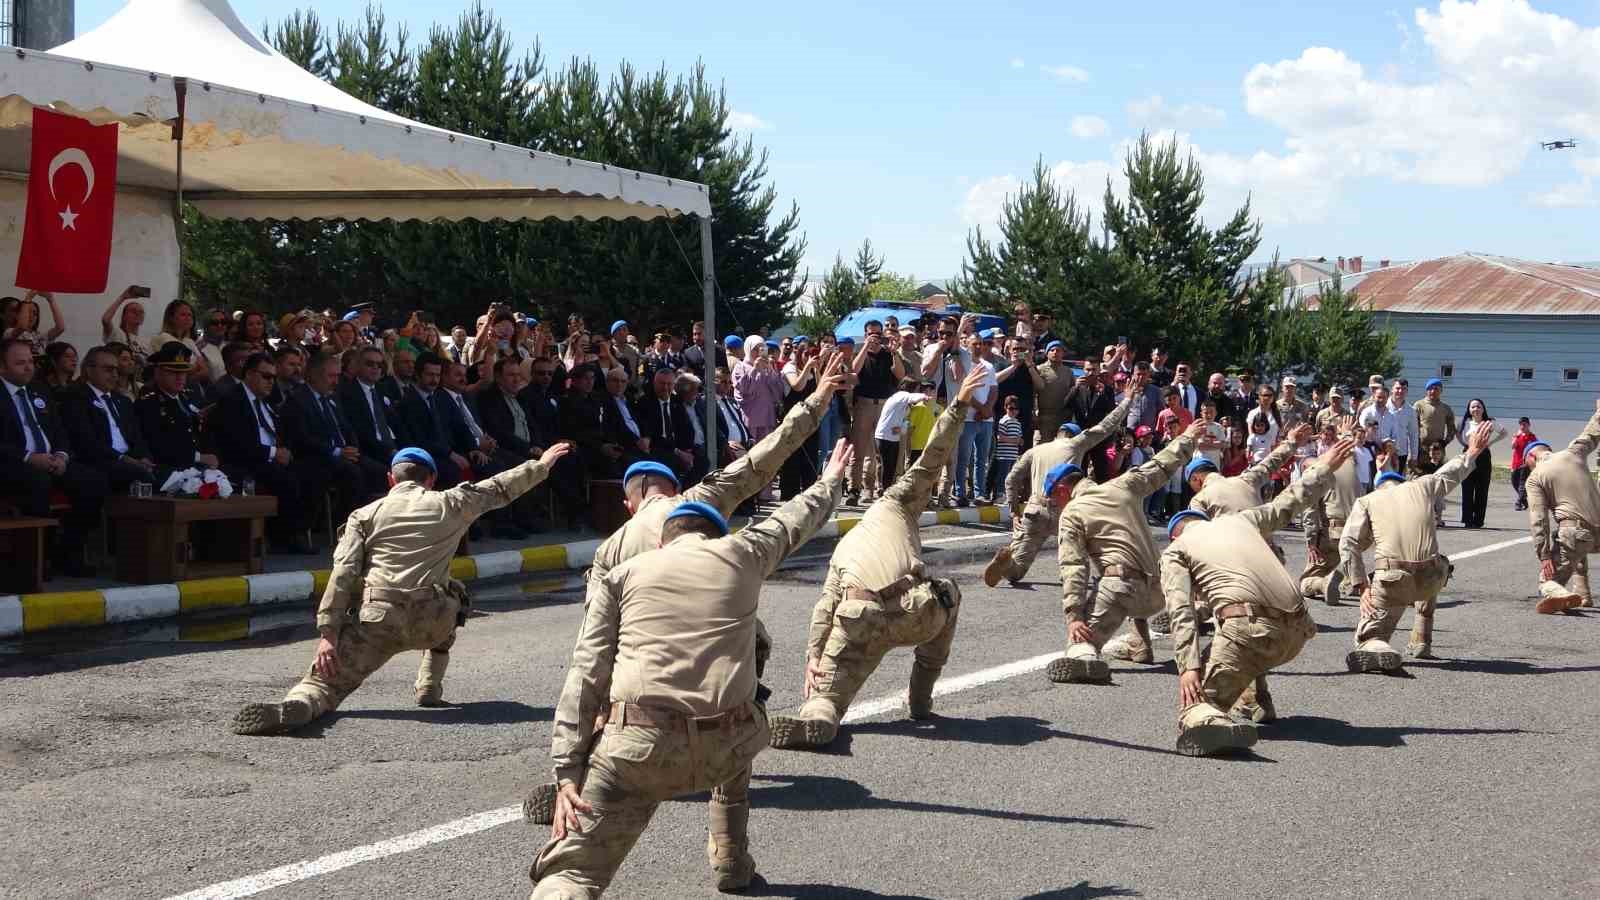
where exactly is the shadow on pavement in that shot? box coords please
[1263,714,1529,748]
[683,773,1151,830]
[1407,656,1600,676]
[743,877,934,899]
[307,700,550,731]
[844,714,1182,758]
[1021,884,1141,899]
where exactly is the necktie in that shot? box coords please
[369,387,392,443]
[103,392,125,429]
[508,395,531,444]
[661,401,672,440]
[321,396,345,447]
[254,398,276,438]
[17,388,49,454]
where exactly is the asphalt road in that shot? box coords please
[4,486,1599,900]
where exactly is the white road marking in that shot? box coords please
[161,530,1532,900]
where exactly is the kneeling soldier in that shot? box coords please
[1163,437,1355,755]
[231,443,571,735]
[1523,399,1600,613]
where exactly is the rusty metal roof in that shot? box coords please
[1310,253,1600,315]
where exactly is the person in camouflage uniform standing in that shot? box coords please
[231,443,572,735]
[530,443,850,898]
[1161,437,1356,755]
[767,369,989,751]
[1522,399,1600,613]
[982,385,1135,588]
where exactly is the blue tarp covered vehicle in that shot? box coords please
[832,301,1007,343]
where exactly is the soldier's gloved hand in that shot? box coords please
[551,783,592,841]
[1540,559,1556,582]
[1178,670,1203,709]
[803,657,823,699]
[1068,620,1095,645]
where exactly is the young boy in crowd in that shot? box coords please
[873,377,933,495]
[992,395,1024,504]
[1510,416,1537,511]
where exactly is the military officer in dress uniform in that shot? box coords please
[531,442,850,898]
[230,442,571,735]
[766,369,988,752]
[1522,399,1600,612]
[1161,437,1355,755]
[134,342,221,474]
[983,385,1135,587]
[1340,423,1498,671]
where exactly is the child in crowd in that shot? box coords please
[905,379,940,469]
[1510,416,1537,511]
[873,377,933,495]
[1413,440,1448,526]
[1221,424,1249,477]
[992,395,1024,504]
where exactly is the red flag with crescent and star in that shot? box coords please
[16,107,119,293]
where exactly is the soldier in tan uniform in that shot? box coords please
[1034,340,1077,442]
[1049,419,1205,684]
[1299,419,1362,604]
[1522,399,1600,613]
[230,443,572,735]
[1341,423,1498,671]
[1161,438,1355,755]
[764,370,988,751]
[531,443,851,898]
[1413,377,1457,462]
[982,386,1135,587]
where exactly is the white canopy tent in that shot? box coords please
[0,0,726,466]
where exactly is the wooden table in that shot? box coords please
[0,517,56,593]
[105,496,278,584]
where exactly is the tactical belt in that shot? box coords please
[1214,602,1300,622]
[609,701,753,732]
[364,585,442,602]
[1375,557,1438,574]
[846,573,926,604]
[1327,517,1346,528]
[1100,565,1145,579]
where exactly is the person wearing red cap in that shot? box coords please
[1523,398,1600,612]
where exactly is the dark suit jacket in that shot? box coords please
[437,391,482,457]
[134,390,206,470]
[395,387,454,465]
[673,400,704,451]
[376,376,406,410]
[61,384,151,466]
[1,380,70,461]
[281,388,358,463]
[479,383,542,458]
[518,384,560,442]
[338,379,398,462]
[599,393,644,450]
[210,388,280,469]
[637,393,685,452]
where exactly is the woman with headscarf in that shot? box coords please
[733,334,784,442]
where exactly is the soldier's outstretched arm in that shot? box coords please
[1418,424,1501,503]
[315,512,370,637]
[1527,475,1555,562]
[1122,424,1200,498]
[1240,439,1353,537]
[1072,390,1135,455]
[1241,426,1307,491]
[1058,513,1092,622]
[1160,548,1203,674]
[1563,398,1600,459]
[445,444,568,521]
[1338,499,1374,589]
[550,575,621,788]
[883,371,984,508]
[736,442,849,577]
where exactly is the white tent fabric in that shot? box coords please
[0,0,711,222]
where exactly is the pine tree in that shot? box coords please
[853,238,884,286]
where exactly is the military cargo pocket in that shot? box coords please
[824,598,877,659]
[598,725,661,764]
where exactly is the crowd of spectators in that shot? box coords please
[0,291,1521,583]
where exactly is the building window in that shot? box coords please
[1438,362,1454,379]
[1563,368,1581,385]
[1517,367,1535,382]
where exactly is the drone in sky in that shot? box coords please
[1541,139,1578,150]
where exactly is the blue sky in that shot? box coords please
[80,0,1600,280]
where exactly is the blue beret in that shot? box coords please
[1059,422,1082,436]
[342,311,362,322]
[1375,471,1406,488]
[838,337,855,346]
[391,447,436,472]
[1045,340,1064,352]
[664,500,729,536]
[610,320,628,335]
[1167,508,1210,538]
[1184,458,1219,481]
[794,335,810,344]
[765,340,780,350]
[724,335,742,347]
[623,460,679,488]
[1043,462,1083,495]
[1425,378,1443,390]
[1523,440,1551,457]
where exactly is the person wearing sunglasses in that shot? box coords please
[209,351,325,554]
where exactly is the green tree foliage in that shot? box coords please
[853,238,884,286]
[795,253,865,337]
[1260,273,1403,389]
[185,2,803,334]
[865,271,920,304]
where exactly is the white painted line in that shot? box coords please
[102,585,180,624]
[245,571,314,607]
[162,806,523,900]
[0,595,21,638]
[1445,535,1531,561]
[470,550,524,580]
[161,530,1534,899]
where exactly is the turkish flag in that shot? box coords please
[16,108,119,293]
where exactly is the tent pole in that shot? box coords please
[172,77,188,300]
[699,214,717,474]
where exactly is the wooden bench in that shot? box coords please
[0,516,56,593]
[105,495,278,584]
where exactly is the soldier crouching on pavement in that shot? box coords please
[231,442,572,735]
[765,370,988,751]
[1523,398,1600,613]
[1048,419,1205,685]
[1340,422,1499,672]
[530,441,851,898]
[1162,436,1356,756]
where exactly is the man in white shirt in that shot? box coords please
[919,317,974,507]
[1388,379,1419,470]
[953,333,998,506]
[713,366,752,461]
[62,345,161,493]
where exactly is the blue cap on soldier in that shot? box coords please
[1042,462,1083,495]
[391,447,437,472]
[1375,471,1406,488]
[1059,422,1082,436]
[664,500,730,536]
[1184,458,1219,481]
[1167,508,1210,538]
[623,460,679,489]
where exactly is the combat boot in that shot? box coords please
[907,663,940,720]
[1147,610,1171,635]
[1046,642,1110,684]
[1536,592,1582,614]
[523,782,557,826]
[1231,681,1277,724]
[767,714,836,750]
[1323,569,1344,606]
[982,547,1014,588]
[1176,703,1258,757]
[415,648,449,706]
[230,699,313,736]
[707,801,756,892]
[1104,632,1154,664]
[1346,639,1403,673]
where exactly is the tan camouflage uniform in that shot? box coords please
[1163,461,1334,754]
[767,403,967,750]
[1191,437,1299,562]
[531,470,844,898]
[1526,407,1600,608]
[1034,359,1076,443]
[1413,396,1457,453]
[1299,455,1361,600]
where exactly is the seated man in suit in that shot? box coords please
[338,346,401,465]
[206,341,253,405]
[62,345,160,493]
[379,348,415,407]
[441,359,534,538]
[520,357,562,440]
[268,345,310,409]
[0,337,110,576]
[393,353,462,489]
[478,357,552,534]
[281,351,387,524]
[673,370,711,487]
[599,365,650,476]
[210,351,325,554]
[135,342,221,475]
[639,367,695,479]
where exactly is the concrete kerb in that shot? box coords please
[0,505,1004,638]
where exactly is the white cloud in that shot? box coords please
[1010,57,1026,69]
[1125,94,1226,129]
[960,175,1021,229]
[1041,64,1090,83]
[1576,157,1600,178]
[1529,180,1594,207]
[1069,115,1109,139]
[727,110,773,132]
